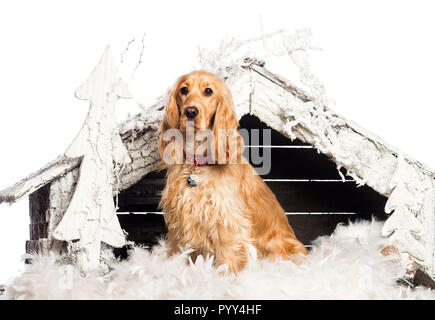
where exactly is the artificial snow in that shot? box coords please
[2,219,434,300]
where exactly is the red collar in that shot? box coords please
[186,152,215,167]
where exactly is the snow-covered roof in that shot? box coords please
[0,156,80,204]
[0,59,434,277]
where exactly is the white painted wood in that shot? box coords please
[52,47,132,272]
[47,168,80,253]
[382,154,435,272]
[226,68,252,118]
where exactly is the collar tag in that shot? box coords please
[187,174,199,187]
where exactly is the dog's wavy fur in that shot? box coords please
[158,70,307,272]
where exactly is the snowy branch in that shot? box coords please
[128,32,146,85]
[120,38,135,64]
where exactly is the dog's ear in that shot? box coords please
[212,84,243,164]
[158,83,180,160]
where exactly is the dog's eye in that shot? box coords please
[180,87,188,95]
[204,88,213,96]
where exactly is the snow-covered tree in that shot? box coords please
[53,47,132,271]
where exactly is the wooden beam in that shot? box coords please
[413,269,435,290]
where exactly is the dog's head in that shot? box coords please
[159,70,243,164]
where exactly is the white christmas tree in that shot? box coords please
[382,154,426,265]
[53,46,132,271]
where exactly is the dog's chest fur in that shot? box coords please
[160,164,253,254]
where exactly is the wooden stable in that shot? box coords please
[1,58,434,285]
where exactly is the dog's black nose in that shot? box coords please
[184,107,199,119]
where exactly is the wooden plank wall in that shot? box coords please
[117,114,388,248]
[28,183,50,241]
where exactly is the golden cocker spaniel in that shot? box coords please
[158,70,307,273]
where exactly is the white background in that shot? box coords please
[0,0,434,284]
